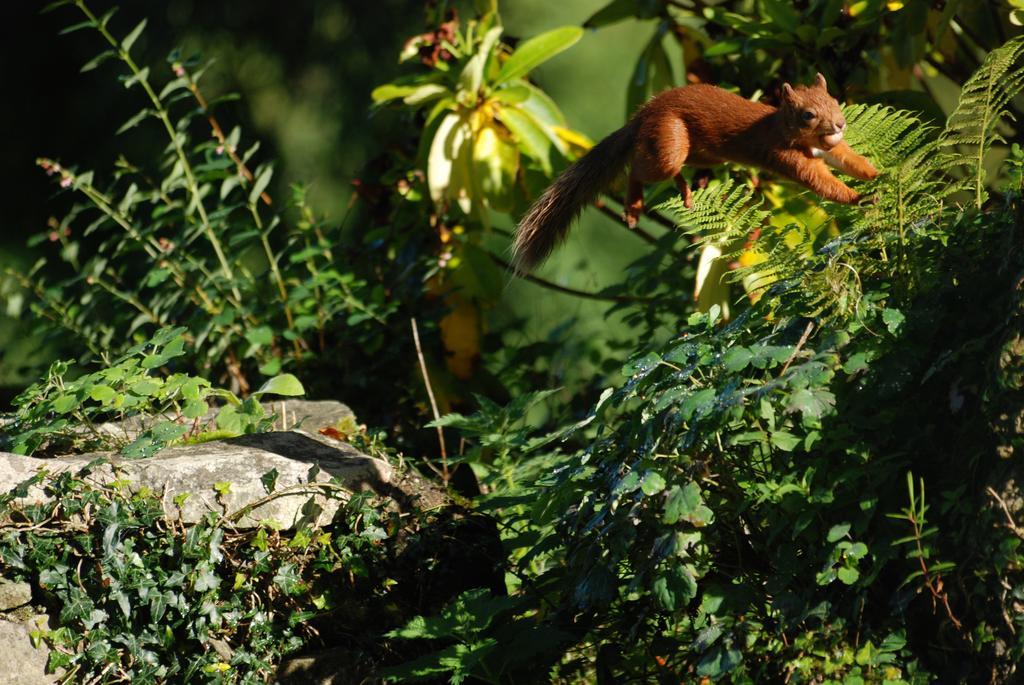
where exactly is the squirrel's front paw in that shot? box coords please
[852,159,879,181]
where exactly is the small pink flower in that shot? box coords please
[215,145,225,155]
[48,231,59,242]
[85,275,95,285]
[173,65,185,77]
[60,176,72,188]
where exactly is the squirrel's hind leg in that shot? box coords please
[674,175,693,209]
[626,116,690,226]
[625,177,645,229]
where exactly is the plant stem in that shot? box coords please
[75,0,241,303]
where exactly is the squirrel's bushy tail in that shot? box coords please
[512,121,638,272]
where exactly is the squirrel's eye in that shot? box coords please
[801,110,815,121]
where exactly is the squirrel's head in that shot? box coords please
[779,73,846,150]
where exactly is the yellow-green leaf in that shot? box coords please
[495,27,583,85]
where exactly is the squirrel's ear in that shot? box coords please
[815,72,827,90]
[781,83,796,103]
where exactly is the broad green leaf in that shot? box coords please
[150,421,188,442]
[640,471,667,496]
[664,482,712,526]
[428,112,461,205]
[255,373,305,397]
[883,308,905,335]
[89,385,116,403]
[472,121,519,211]
[497,104,554,173]
[770,431,801,451]
[837,566,861,585]
[827,523,851,542]
[491,85,530,104]
[495,27,583,85]
[722,346,752,372]
[182,399,208,419]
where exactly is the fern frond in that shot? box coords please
[941,36,1024,208]
[658,178,769,246]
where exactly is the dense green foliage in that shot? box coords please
[4,0,1024,683]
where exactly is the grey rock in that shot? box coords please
[0,615,60,685]
[0,579,31,612]
[92,399,356,442]
[0,429,442,529]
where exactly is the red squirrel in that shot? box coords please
[512,73,878,271]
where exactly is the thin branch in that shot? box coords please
[987,486,1024,540]
[411,318,448,484]
[593,201,663,247]
[486,251,659,304]
[779,321,814,376]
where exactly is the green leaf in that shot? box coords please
[664,482,712,526]
[883,308,905,335]
[255,373,305,397]
[371,83,421,103]
[150,421,188,442]
[827,523,851,542]
[131,380,161,396]
[770,431,801,452]
[428,112,461,205]
[80,49,117,73]
[249,165,274,205]
[121,19,147,53]
[52,394,79,414]
[460,26,503,95]
[722,346,752,372]
[497,104,554,173]
[622,351,660,376]
[402,83,450,106]
[640,471,667,496]
[837,566,861,585]
[182,399,208,419]
[491,85,530,104]
[89,385,116,403]
[495,27,583,85]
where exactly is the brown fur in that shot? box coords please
[512,73,878,272]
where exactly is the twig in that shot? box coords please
[487,252,658,304]
[779,320,814,376]
[986,486,1024,539]
[410,318,449,483]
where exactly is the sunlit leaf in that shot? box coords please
[495,27,583,85]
